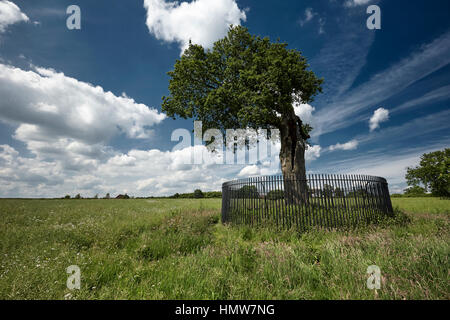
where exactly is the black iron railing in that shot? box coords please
[221,174,394,230]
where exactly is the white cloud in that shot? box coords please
[143,0,246,54]
[0,112,322,197]
[0,63,172,197]
[369,107,389,132]
[0,0,28,32]
[0,61,287,197]
[298,7,316,26]
[294,102,315,124]
[238,164,260,177]
[344,0,371,7]
[0,63,166,149]
[328,139,358,151]
[305,145,321,161]
[357,109,450,146]
[0,141,262,197]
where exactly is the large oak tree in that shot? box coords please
[162,26,323,188]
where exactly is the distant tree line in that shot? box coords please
[63,193,131,199]
[169,189,222,199]
[62,189,222,200]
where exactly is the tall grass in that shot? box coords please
[392,197,449,214]
[0,197,448,299]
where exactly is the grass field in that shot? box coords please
[0,197,448,299]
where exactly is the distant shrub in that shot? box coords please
[169,191,221,199]
[237,186,259,199]
[194,189,204,199]
[64,195,71,199]
[204,191,222,198]
[74,194,81,199]
[404,185,426,196]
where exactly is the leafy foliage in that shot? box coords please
[194,189,205,199]
[237,185,260,199]
[170,191,221,199]
[406,149,449,197]
[162,25,322,138]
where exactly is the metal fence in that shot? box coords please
[221,174,394,230]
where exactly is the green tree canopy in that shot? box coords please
[193,189,204,198]
[238,185,260,199]
[162,25,322,134]
[162,26,323,189]
[406,148,449,197]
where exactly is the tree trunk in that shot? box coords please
[279,113,308,204]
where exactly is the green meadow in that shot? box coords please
[0,197,448,299]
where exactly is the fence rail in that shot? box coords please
[221,174,393,230]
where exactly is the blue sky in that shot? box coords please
[0,0,449,197]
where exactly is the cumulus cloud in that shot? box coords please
[0,0,28,32]
[143,0,247,54]
[0,63,171,197]
[0,63,166,148]
[294,102,315,124]
[0,61,325,197]
[237,164,260,177]
[0,142,257,197]
[0,134,318,197]
[369,107,389,132]
[328,139,358,151]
